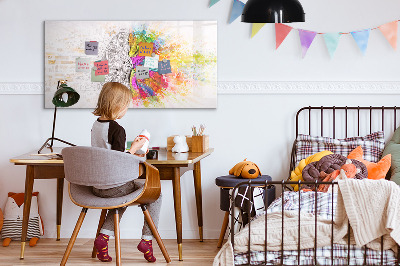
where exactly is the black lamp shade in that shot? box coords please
[241,0,305,23]
[52,84,80,107]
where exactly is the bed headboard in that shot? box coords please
[290,106,400,179]
[295,106,400,138]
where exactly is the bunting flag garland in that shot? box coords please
[323,33,341,58]
[378,21,398,50]
[209,0,220,7]
[229,0,245,23]
[351,29,370,55]
[251,23,266,38]
[208,3,400,58]
[298,29,317,58]
[275,23,293,49]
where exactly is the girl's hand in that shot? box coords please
[128,137,147,154]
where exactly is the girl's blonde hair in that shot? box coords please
[93,82,132,120]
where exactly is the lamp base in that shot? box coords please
[38,137,76,154]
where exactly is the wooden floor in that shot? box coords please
[0,239,221,265]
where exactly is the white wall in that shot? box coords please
[1,0,400,239]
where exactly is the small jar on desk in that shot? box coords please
[215,175,275,248]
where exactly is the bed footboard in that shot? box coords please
[230,180,400,266]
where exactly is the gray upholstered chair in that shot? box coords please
[60,146,171,265]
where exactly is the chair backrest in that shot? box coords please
[62,146,145,187]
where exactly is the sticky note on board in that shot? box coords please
[85,41,99,55]
[91,69,105,82]
[76,58,91,72]
[138,42,154,57]
[158,60,172,74]
[94,60,109,76]
[136,66,150,79]
[144,55,159,69]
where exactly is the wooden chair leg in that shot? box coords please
[91,209,108,258]
[60,208,88,266]
[217,211,230,248]
[114,210,121,266]
[141,205,171,263]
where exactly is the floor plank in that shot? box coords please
[0,239,221,265]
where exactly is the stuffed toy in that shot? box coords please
[1,192,44,247]
[172,135,189,153]
[348,146,391,180]
[229,159,261,179]
[289,150,333,191]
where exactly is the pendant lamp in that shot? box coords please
[241,0,305,23]
[38,80,80,154]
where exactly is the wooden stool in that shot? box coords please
[215,175,275,248]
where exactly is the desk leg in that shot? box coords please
[172,167,183,261]
[20,165,35,259]
[56,178,64,241]
[193,161,203,242]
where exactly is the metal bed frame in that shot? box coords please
[230,106,400,266]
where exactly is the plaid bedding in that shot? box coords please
[234,191,397,265]
[234,244,397,265]
[294,131,385,166]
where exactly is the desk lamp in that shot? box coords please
[38,80,80,154]
[241,0,305,23]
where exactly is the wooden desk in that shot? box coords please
[9,148,64,260]
[146,148,213,260]
[10,147,213,261]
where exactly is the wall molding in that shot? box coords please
[1,81,400,95]
[217,81,400,94]
[0,83,44,94]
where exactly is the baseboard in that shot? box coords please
[1,81,400,95]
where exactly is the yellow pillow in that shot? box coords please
[290,150,333,191]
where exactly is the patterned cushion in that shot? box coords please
[294,131,385,166]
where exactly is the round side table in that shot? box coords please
[215,175,275,248]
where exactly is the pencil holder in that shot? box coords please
[191,135,209,153]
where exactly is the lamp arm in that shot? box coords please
[50,105,57,148]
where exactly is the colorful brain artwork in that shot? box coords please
[127,26,192,107]
[45,21,217,109]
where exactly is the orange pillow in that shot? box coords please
[347,146,391,180]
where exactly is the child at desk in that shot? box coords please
[91,82,162,263]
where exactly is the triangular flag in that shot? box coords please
[229,0,245,24]
[378,21,397,50]
[251,23,266,38]
[351,29,370,55]
[323,33,341,58]
[275,23,293,49]
[209,0,220,7]
[298,29,317,58]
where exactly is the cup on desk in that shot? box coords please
[146,150,158,160]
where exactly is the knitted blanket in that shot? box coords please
[335,178,399,251]
[214,179,400,266]
[213,211,341,266]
